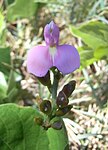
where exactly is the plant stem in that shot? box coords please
[50,73,59,115]
[52,74,58,100]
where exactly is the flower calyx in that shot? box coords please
[56,91,69,108]
[50,117,62,130]
[62,80,76,98]
[55,105,72,116]
[39,100,52,115]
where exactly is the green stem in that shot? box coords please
[52,74,58,100]
[51,73,59,117]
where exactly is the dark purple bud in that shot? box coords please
[51,117,62,130]
[51,120,62,130]
[56,105,72,116]
[62,80,76,98]
[37,71,51,87]
[44,21,59,46]
[40,100,52,115]
[56,91,69,108]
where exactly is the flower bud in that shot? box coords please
[56,91,69,108]
[62,80,76,98]
[40,100,52,115]
[44,21,59,46]
[37,71,51,87]
[36,96,43,106]
[34,117,43,126]
[51,117,62,130]
[56,105,72,116]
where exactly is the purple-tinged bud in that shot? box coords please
[56,91,69,108]
[44,21,59,46]
[62,80,76,98]
[50,117,62,130]
[51,120,62,130]
[37,71,51,87]
[56,105,72,116]
[40,100,52,115]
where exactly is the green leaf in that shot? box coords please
[94,46,108,59]
[7,87,19,102]
[0,11,6,46]
[6,70,19,103]
[5,0,15,5]
[7,0,38,22]
[0,104,68,150]
[70,21,108,50]
[70,20,108,61]
[0,47,11,75]
[0,12,5,35]
[47,124,68,150]
[78,46,97,68]
[34,0,58,3]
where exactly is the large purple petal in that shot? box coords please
[53,44,80,74]
[27,46,53,77]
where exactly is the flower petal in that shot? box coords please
[44,21,59,46]
[27,46,53,77]
[54,44,80,74]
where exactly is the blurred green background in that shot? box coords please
[0,0,108,149]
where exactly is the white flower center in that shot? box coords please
[49,46,56,62]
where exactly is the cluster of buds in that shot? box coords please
[56,80,76,116]
[35,80,76,130]
[35,98,62,130]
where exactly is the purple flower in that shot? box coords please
[27,21,80,77]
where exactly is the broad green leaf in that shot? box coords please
[5,0,15,5]
[47,125,68,150]
[70,21,108,50]
[94,46,108,59]
[34,0,58,2]
[7,0,38,21]
[0,47,11,75]
[78,46,97,68]
[0,104,68,150]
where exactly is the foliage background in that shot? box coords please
[0,0,108,149]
